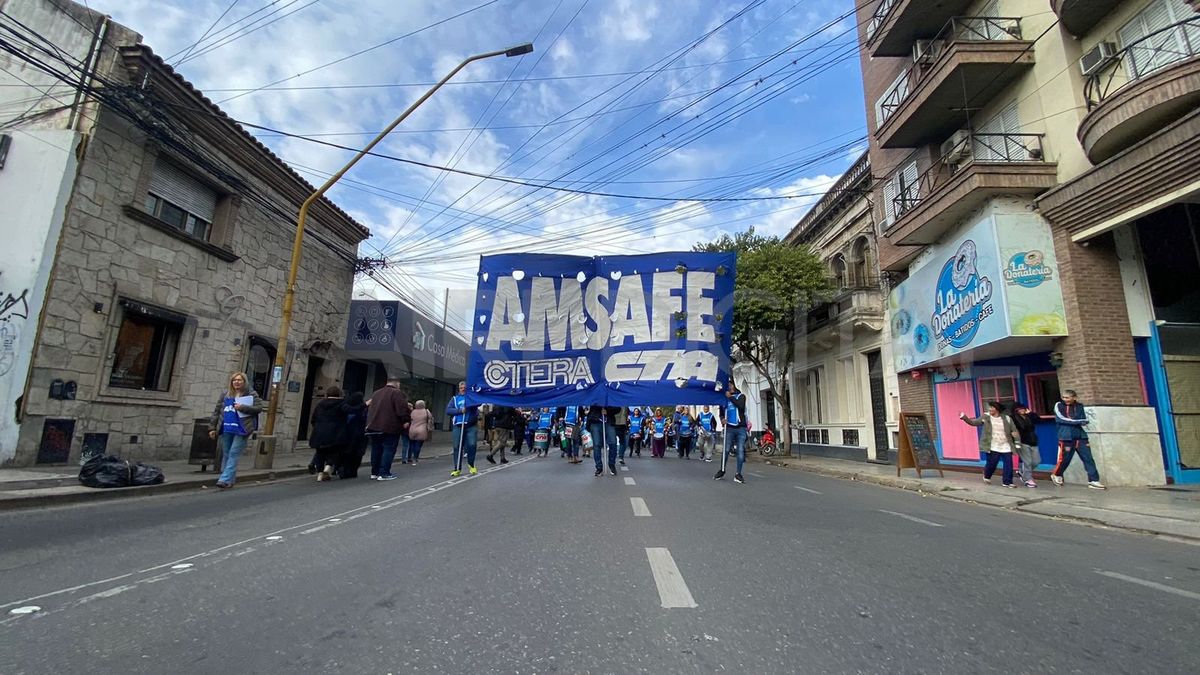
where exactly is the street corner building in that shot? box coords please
[855,0,1200,485]
[0,0,369,467]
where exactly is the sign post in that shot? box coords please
[897,412,944,478]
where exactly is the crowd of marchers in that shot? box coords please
[204,372,776,489]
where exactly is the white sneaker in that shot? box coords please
[369,475,379,480]
[1087,481,1107,490]
[1051,475,1063,486]
[982,476,992,484]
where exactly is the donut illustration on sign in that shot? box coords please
[951,240,977,290]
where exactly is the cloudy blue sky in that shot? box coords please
[108,0,867,330]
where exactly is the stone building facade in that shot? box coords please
[784,153,900,463]
[0,0,368,466]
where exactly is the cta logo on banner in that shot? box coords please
[467,252,736,407]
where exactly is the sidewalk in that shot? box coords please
[0,437,465,510]
[751,453,1200,542]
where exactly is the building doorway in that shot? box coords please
[1136,204,1200,481]
[866,350,890,461]
[244,336,276,398]
[296,355,324,442]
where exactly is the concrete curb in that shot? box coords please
[0,468,312,511]
[0,447,466,512]
[760,456,1200,543]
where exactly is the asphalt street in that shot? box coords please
[1,451,1198,674]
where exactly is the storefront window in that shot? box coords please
[1025,372,1061,417]
[977,376,1016,410]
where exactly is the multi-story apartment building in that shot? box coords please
[784,153,900,463]
[857,0,1200,485]
[0,0,368,466]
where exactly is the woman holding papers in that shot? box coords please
[207,372,265,489]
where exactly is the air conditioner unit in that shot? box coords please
[878,215,894,233]
[912,39,937,65]
[1080,41,1118,77]
[941,129,972,165]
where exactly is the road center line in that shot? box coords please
[794,486,822,495]
[1096,571,1200,602]
[630,497,652,517]
[624,477,636,486]
[620,466,630,471]
[645,548,697,608]
[878,509,944,527]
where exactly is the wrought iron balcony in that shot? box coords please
[878,132,1057,267]
[866,0,976,57]
[874,17,1033,148]
[1079,17,1200,163]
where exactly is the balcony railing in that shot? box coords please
[1084,17,1200,110]
[886,132,1045,226]
[867,0,898,40]
[876,17,1023,127]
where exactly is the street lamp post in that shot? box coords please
[257,43,534,463]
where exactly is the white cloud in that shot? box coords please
[102,0,864,324]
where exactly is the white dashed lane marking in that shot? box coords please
[630,497,652,517]
[749,472,765,478]
[1097,571,1200,602]
[794,486,822,495]
[624,477,636,486]
[878,509,944,527]
[645,548,697,608]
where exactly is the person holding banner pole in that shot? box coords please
[714,382,748,484]
[588,405,620,476]
[447,381,479,477]
[614,406,629,465]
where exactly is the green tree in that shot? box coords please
[696,227,831,439]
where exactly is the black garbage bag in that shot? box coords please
[79,456,165,488]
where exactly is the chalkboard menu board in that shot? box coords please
[898,413,943,478]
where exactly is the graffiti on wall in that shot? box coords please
[0,273,30,377]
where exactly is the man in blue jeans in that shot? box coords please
[447,381,480,477]
[714,382,748,484]
[366,378,411,481]
[588,405,620,476]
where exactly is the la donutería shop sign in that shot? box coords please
[889,211,1067,372]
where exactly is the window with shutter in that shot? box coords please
[882,177,898,223]
[146,160,218,240]
[1119,0,1188,78]
[974,101,1021,160]
[898,161,919,213]
[876,71,910,126]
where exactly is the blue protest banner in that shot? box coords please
[467,252,736,407]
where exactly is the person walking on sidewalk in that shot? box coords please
[714,382,748,483]
[341,392,368,478]
[407,400,433,464]
[960,402,1020,488]
[309,386,348,482]
[207,372,264,489]
[447,381,480,477]
[366,378,411,481]
[1011,402,1041,487]
[511,408,527,455]
[1051,390,1106,489]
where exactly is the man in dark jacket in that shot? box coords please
[486,405,515,465]
[588,405,622,477]
[366,378,411,481]
[1051,389,1105,489]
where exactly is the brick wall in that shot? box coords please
[1051,228,1145,406]
[897,372,937,441]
